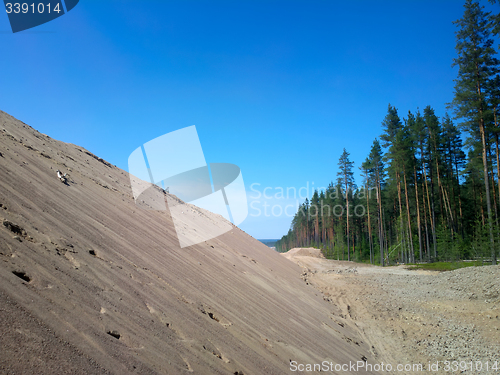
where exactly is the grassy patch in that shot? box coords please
[406,261,485,272]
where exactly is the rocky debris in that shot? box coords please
[287,251,500,372]
[2,219,27,237]
[12,270,31,283]
[353,265,500,368]
[22,144,38,152]
[80,149,112,168]
[327,267,358,274]
[301,270,311,284]
[0,241,13,257]
[106,330,120,340]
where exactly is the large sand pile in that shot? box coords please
[0,111,378,374]
[282,247,325,260]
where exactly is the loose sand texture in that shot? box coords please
[0,110,379,374]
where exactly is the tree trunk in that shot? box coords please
[377,183,384,266]
[476,61,496,264]
[488,147,500,236]
[345,183,350,262]
[495,106,500,216]
[403,168,415,263]
[429,160,438,259]
[366,186,373,264]
[421,148,436,258]
[414,167,423,262]
[397,172,406,263]
[480,120,496,264]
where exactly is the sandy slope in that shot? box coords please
[0,111,379,374]
[283,251,500,374]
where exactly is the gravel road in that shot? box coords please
[284,249,500,374]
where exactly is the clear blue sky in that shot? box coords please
[1,1,497,239]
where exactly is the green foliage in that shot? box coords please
[406,261,484,272]
[276,0,500,266]
[451,0,499,130]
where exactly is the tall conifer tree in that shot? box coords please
[337,149,356,261]
[451,0,499,264]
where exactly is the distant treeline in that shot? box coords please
[276,0,500,265]
[259,239,278,248]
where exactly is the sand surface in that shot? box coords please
[3,110,498,374]
[0,111,379,374]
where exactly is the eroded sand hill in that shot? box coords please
[0,111,378,374]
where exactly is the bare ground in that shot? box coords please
[283,248,500,374]
[0,111,383,374]
[2,108,499,374]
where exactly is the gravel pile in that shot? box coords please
[357,265,500,370]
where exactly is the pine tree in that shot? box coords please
[337,148,356,261]
[442,113,467,239]
[451,0,499,264]
[361,158,374,264]
[406,111,425,262]
[381,105,409,262]
[367,139,385,265]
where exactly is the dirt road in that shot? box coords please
[283,248,500,374]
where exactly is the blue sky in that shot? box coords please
[1,0,497,239]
